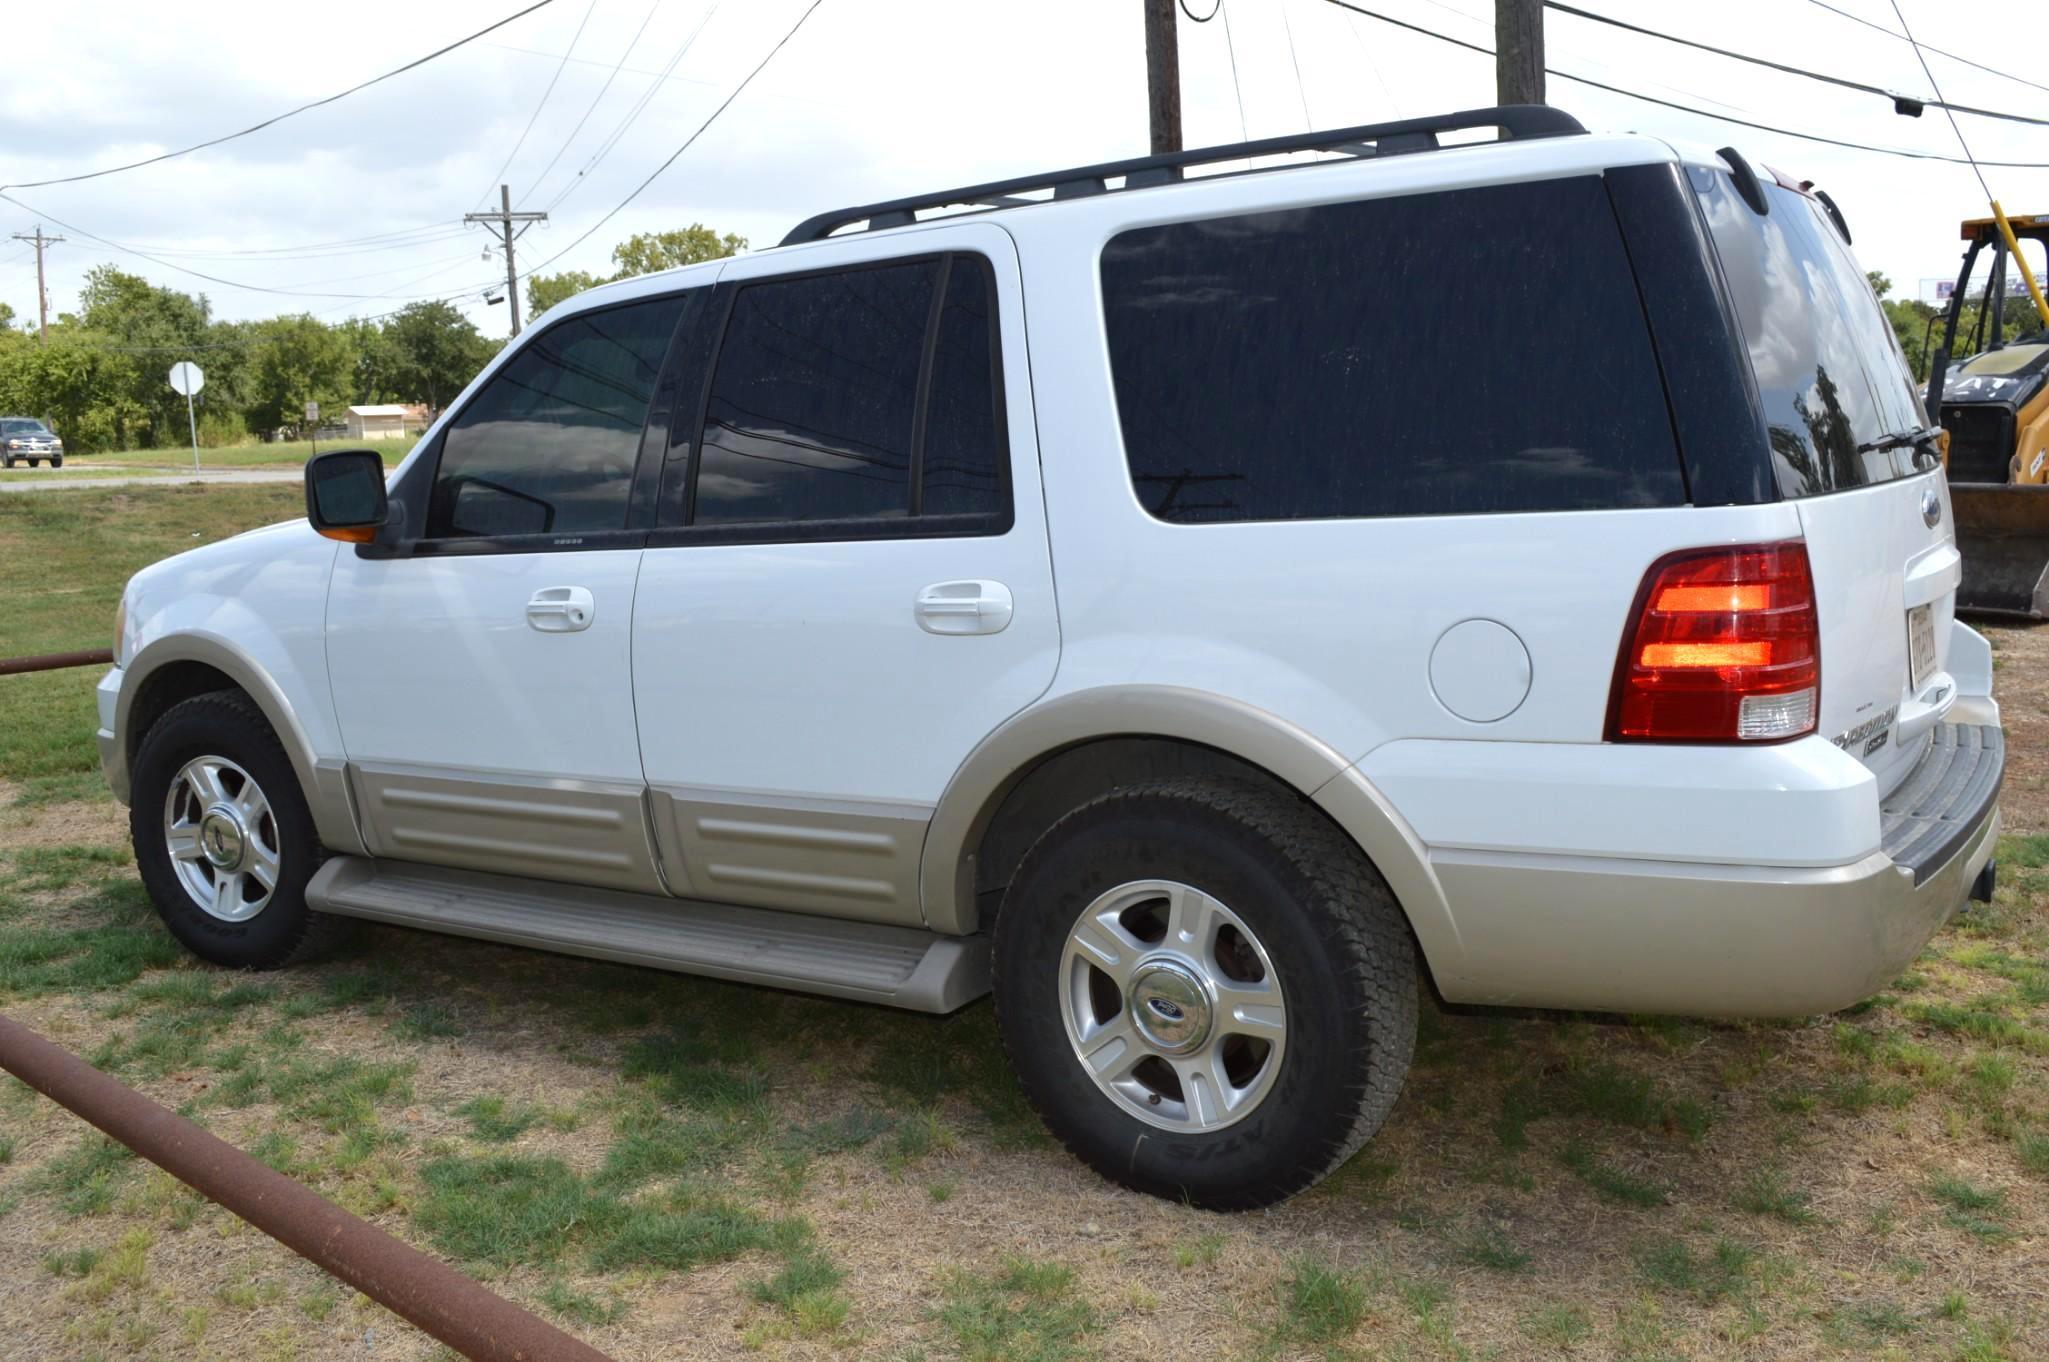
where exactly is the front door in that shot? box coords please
[327,291,689,893]
[631,224,1059,925]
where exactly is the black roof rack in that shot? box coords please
[780,104,1585,247]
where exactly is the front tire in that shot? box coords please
[993,778,1418,1210]
[130,691,333,969]
[49,455,61,468]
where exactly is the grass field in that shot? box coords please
[0,485,2046,1360]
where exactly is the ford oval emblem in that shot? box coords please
[1921,488,1942,528]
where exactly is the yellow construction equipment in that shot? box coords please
[1929,209,2049,618]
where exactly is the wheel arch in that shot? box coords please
[919,686,1464,982]
[118,634,364,855]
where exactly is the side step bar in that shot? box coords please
[305,858,990,1014]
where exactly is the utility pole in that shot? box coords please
[1495,0,1545,106]
[1144,0,1183,154]
[11,226,64,343]
[464,185,546,337]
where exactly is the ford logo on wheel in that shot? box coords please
[1922,488,1942,528]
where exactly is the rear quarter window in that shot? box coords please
[1099,175,1685,523]
[1693,171,1929,497]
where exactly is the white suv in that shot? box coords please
[100,107,2003,1209]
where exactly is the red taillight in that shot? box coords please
[1607,541,1820,743]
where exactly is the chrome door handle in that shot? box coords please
[526,586,595,633]
[915,580,1013,635]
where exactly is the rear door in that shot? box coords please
[1696,168,1958,791]
[630,223,1058,925]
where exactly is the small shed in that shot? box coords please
[345,405,410,440]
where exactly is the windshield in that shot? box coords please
[2,420,51,435]
[1695,169,1929,497]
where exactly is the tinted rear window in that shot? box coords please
[1694,171,1928,497]
[696,261,934,526]
[1099,175,1684,523]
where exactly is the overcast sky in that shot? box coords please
[2,0,2046,339]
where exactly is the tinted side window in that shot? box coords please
[428,295,681,539]
[1694,172,1930,497]
[919,256,1006,516]
[1100,176,1684,523]
[695,261,936,526]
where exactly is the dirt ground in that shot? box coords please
[0,629,2042,1361]
[1990,623,2049,836]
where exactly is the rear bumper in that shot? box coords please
[1428,722,2003,1018]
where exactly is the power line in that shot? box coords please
[1885,0,1989,201]
[475,0,602,209]
[0,1,558,192]
[522,0,666,204]
[1407,0,1755,117]
[1337,8,1402,117]
[1217,1,1250,141]
[1803,0,2049,99]
[0,191,469,300]
[57,221,475,262]
[545,2,724,215]
[116,229,472,263]
[522,0,829,281]
[1315,0,2049,170]
[1546,2,2049,129]
[1279,0,1315,131]
[1179,0,1222,20]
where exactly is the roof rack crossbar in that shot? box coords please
[779,103,1585,246]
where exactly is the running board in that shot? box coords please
[305,858,989,1013]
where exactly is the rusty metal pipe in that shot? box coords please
[0,648,114,676]
[0,1014,614,1362]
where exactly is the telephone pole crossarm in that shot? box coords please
[464,185,547,337]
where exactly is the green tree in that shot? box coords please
[526,269,604,320]
[526,225,746,320]
[75,266,214,447]
[243,315,355,433]
[338,316,398,404]
[609,226,746,278]
[0,339,123,450]
[382,301,497,409]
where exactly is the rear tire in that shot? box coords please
[130,691,338,969]
[993,777,1418,1210]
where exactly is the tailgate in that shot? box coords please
[1796,468,1960,794]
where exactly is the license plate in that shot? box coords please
[1907,603,1937,693]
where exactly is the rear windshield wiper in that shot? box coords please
[1858,427,1944,468]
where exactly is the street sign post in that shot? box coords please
[168,362,205,475]
[305,401,319,457]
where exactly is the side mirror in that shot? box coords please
[305,449,391,544]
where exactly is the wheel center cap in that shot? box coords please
[1127,959,1213,1054]
[199,804,247,871]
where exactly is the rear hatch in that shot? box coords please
[1694,165,1958,795]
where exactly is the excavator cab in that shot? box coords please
[1931,212,2049,617]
